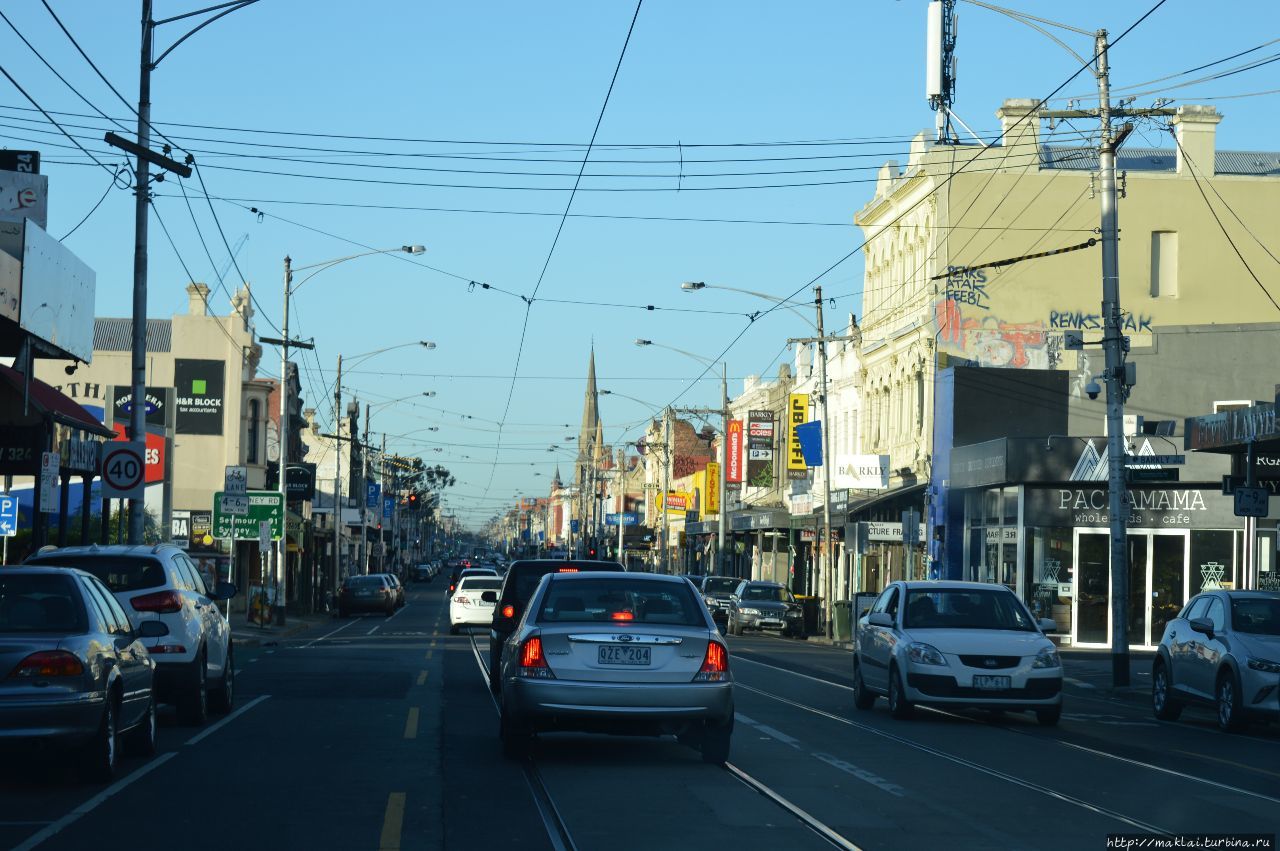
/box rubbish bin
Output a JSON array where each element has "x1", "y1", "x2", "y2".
[
  {"x1": 832, "y1": 600, "x2": 853, "y2": 642},
  {"x1": 795, "y1": 595, "x2": 823, "y2": 636}
]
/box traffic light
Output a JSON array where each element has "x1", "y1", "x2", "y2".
[
  {"x1": 587, "y1": 545, "x2": 597, "y2": 558},
  {"x1": 409, "y1": 493, "x2": 418, "y2": 507}
]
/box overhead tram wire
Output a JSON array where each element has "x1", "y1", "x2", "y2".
[
  {"x1": 0, "y1": 63, "x2": 117, "y2": 176},
  {"x1": 608, "y1": 0, "x2": 1174, "y2": 453},
  {"x1": 1052, "y1": 36, "x2": 1280, "y2": 102},
  {"x1": 59, "y1": 165, "x2": 127, "y2": 241},
  {"x1": 484, "y1": 0, "x2": 644, "y2": 502}
]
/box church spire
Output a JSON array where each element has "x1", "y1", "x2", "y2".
[{"x1": 577, "y1": 346, "x2": 600, "y2": 461}]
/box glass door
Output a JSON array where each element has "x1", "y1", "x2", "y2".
[
  {"x1": 1128, "y1": 535, "x2": 1148, "y2": 651},
  {"x1": 1074, "y1": 531, "x2": 1110, "y2": 646},
  {"x1": 1150, "y1": 531, "x2": 1189, "y2": 646}
]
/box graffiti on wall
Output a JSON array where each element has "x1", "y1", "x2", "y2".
[
  {"x1": 1048, "y1": 310, "x2": 1153, "y2": 333},
  {"x1": 935, "y1": 299, "x2": 1060, "y2": 369},
  {"x1": 943, "y1": 267, "x2": 989, "y2": 310}
]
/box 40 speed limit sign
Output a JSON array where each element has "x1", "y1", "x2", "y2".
[{"x1": 102, "y1": 442, "x2": 146, "y2": 499}]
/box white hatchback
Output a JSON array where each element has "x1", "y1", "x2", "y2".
[
  {"x1": 449, "y1": 575, "x2": 501, "y2": 634},
  {"x1": 853, "y1": 581, "x2": 1063, "y2": 726},
  {"x1": 27, "y1": 544, "x2": 238, "y2": 725}
]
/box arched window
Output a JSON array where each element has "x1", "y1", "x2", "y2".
[{"x1": 247, "y1": 400, "x2": 260, "y2": 464}]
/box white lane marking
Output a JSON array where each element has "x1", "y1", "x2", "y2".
[
  {"x1": 735, "y1": 712, "x2": 802, "y2": 748},
  {"x1": 11, "y1": 753, "x2": 177, "y2": 851},
  {"x1": 1064, "y1": 677, "x2": 1096, "y2": 689},
  {"x1": 732, "y1": 654, "x2": 856, "y2": 692},
  {"x1": 735, "y1": 682, "x2": 1168, "y2": 835},
  {"x1": 724, "y1": 763, "x2": 863, "y2": 851},
  {"x1": 369, "y1": 604, "x2": 410, "y2": 636},
  {"x1": 185, "y1": 695, "x2": 271, "y2": 746},
  {"x1": 812, "y1": 752, "x2": 907, "y2": 797},
  {"x1": 1058, "y1": 740, "x2": 1280, "y2": 805},
  {"x1": 302, "y1": 617, "x2": 361, "y2": 648}
]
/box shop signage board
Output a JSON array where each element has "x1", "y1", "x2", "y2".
[
  {"x1": 212, "y1": 490, "x2": 283, "y2": 540},
  {"x1": 108, "y1": 385, "x2": 172, "y2": 430},
  {"x1": 170, "y1": 510, "x2": 191, "y2": 549},
  {"x1": 725, "y1": 420, "x2": 743, "y2": 483},
  {"x1": 746, "y1": 410, "x2": 775, "y2": 487},
  {"x1": 286, "y1": 463, "x2": 316, "y2": 501},
  {"x1": 832, "y1": 454, "x2": 891, "y2": 490},
  {"x1": 606, "y1": 512, "x2": 639, "y2": 526},
  {"x1": 786, "y1": 394, "x2": 809, "y2": 478},
  {"x1": 173, "y1": 359, "x2": 226, "y2": 435},
  {"x1": 190, "y1": 510, "x2": 214, "y2": 548},
  {"x1": 1024, "y1": 486, "x2": 1250, "y2": 528},
  {"x1": 705, "y1": 462, "x2": 719, "y2": 514},
  {"x1": 641, "y1": 482, "x2": 661, "y2": 490}
]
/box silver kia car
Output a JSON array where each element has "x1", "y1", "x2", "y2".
[
  {"x1": 1152, "y1": 590, "x2": 1280, "y2": 731},
  {"x1": 495, "y1": 571, "x2": 733, "y2": 763}
]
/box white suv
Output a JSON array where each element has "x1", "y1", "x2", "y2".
[{"x1": 26, "y1": 544, "x2": 238, "y2": 725}]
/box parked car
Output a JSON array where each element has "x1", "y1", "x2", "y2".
[
  {"x1": 697, "y1": 576, "x2": 739, "y2": 629},
  {"x1": 25, "y1": 544, "x2": 238, "y2": 725},
  {"x1": 485, "y1": 559, "x2": 623, "y2": 694},
  {"x1": 411, "y1": 564, "x2": 434, "y2": 583},
  {"x1": 494, "y1": 571, "x2": 732, "y2": 763},
  {"x1": 373, "y1": 574, "x2": 405, "y2": 608},
  {"x1": 449, "y1": 575, "x2": 502, "y2": 634},
  {"x1": 338, "y1": 575, "x2": 396, "y2": 617},
  {"x1": 1152, "y1": 589, "x2": 1280, "y2": 731},
  {"x1": 1, "y1": 566, "x2": 168, "y2": 781},
  {"x1": 726, "y1": 581, "x2": 805, "y2": 638},
  {"x1": 852, "y1": 581, "x2": 1063, "y2": 726}
]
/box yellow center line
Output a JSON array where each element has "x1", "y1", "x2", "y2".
[
  {"x1": 379, "y1": 792, "x2": 405, "y2": 850},
  {"x1": 416, "y1": 670, "x2": 428, "y2": 686},
  {"x1": 404, "y1": 707, "x2": 419, "y2": 739}
]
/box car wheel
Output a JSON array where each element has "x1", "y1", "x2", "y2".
[
  {"x1": 179, "y1": 651, "x2": 209, "y2": 726},
  {"x1": 1217, "y1": 669, "x2": 1247, "y2": 733},
  {"x1": 1034, "y1": 706, "x2": 1062, "y2": 727},
  {"x1": 852, "y1": 659, "x2": 876, "y2": 710},
  {"x1": 209, "y1": 644, "x2": 234, "y2": 715},
  {"x1": 499, "y1": 708, "x2": 530, "y2": 761},
  {"x1": 82, "y1": 693, "x2": 118, "y2": 783},
  {"x1": 700, "y1": 717, "x2": 733, "y2": 765},
  {"x1": 1151, "y1": 660, "x2": 1183, "y2": 721},
  {"x1": 887, "y1": 665, "x2": 914, "y2": 720},
  {"x1": 126, "y1": 697, "x2": 158, "y2": 757}
]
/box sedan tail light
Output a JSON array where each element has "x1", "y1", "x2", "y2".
[
  {"x1": 9, "y1": 650, "x2": 84, "y2": 679},
  {"x1": 694, "y1": 640, "x2": 729, "y2": 682},
  {"x1": 518, "y1": 636, "x2": 555, "y2": 679},
  {"x1": 130, "y1": 590, "x2": 183, "y2": 614},
  {"x1": 455, "y1": 595, "x2": 470, "y2": 605}
]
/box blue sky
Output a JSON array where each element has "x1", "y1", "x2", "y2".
[{"x1": 2, "y1": 1, "x2": 1275, "y2": 526}]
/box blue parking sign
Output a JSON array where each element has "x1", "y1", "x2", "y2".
[
  {"x1": 367, "y1": 482, "x2": 381, "y2": 509},
  {"x1": 0, "y1": 493, "x2": 17, "y2": 537},
  {"x1": 382, "y1": 495, "x2": 394, "y2": 520}
]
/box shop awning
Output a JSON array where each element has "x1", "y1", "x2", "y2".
[
  {"x1": 846, "y1": 483, "x2": 926, "y2": 518},
  {"x1": 0, "y1": 364, "x2": 115, "y2": 439}
]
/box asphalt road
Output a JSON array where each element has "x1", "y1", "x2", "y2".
[{"x1": 3, "y1": 584, "x2": 1278, "y2": 850}]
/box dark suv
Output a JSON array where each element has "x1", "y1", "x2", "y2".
[{"x1": 485, "y1": 559, "x2": 623, "y2": 693}]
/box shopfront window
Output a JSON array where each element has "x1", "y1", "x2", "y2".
[
  {"x1": 1024, "y1": 527, "x2": 1073, "y2": 632},
  {"x1": 1190, "y1": 530, "x2": 1234, "y2": 592}
]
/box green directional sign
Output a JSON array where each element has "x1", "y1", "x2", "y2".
[{"x1": 213, "y1": 490, "x2": 283, "y2": 540}]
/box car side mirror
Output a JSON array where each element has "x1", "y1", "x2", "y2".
[
  {"x1": 137, "y1": 619, "x2": 169, "y2": 638},
  {"x1": 1189, "y1": 617, "x2": 1215, "y2": 638},
  {"x1": 209, "y1": 581, "x2": 238, "y2": 601},
  {"x1": 481, "y1": 591, "x2": 498, "y2": 604},
  {"x1": 867, "y1": 611, "x2": 894, "y2": 628},
  {"x1": 1037, "y1": 618, "x2": 1057, "y2": 633}
]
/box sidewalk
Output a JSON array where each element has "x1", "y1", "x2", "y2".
[{"x1": 230, "y1": 609, "x2": 332, "y2": 646}]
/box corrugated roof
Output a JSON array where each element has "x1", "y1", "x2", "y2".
[
  {"x1": 93, "y1": 318, "x2": 172, "y2": 352},
  {"x1": 1041, "y1": 145, "x2": 1280, "y2": 176}
]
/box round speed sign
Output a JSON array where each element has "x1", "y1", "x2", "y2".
[{"x1": 102, "y1": 442, "x2": 146, "y2": 498}]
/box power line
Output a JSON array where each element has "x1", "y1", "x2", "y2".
[
  {"x1": 0, "y1": 62, "x2": 115, "y2": 175},
  {"x1": 59, "y1": 164, "x2": 126, "y2": 241}
]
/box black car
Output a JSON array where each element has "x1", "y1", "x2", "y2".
[
  {"x1": 411, "y1": 564, "x2": 433, "y2": 583},
  {"x1": 727, "y1": 581, "x2": 805, "y2": 638},
  {"x1": 373, "y1": 574, "x2": 405, "y2": 608},
  {"x1": 698, "y1": 576, "x2": 741, "y2": 628},
  {"x1": 484, "y1": 559, "x2": 623, "y2": 693},
  {"x1": 337, "y1": 575, "x2": 395, "y2": 617}
]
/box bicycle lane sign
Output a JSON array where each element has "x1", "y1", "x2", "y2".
[{"x1": 102, "y1": 442, "x2": 146, "y2": 500}]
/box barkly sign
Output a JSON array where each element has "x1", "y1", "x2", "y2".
[{"x1": 1025, "y1": 487, "x2": 1246, "y2": 529}]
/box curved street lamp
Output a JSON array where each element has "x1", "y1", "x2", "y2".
[{"x1": 680, "y1": 281, "x2": 818, "y2": 331}]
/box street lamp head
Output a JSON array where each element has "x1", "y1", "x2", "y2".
[
  {"x1": 402, "y1": 245, "x2": 427, "y2": 255},
  {"x1": 634, "y1": 339, "x2": 652, "y2": 347},
  {"x1": 680, "y1": 281, "x2": 706, "y2": 291},
  {"x1": 419, "y1": 341, "x2": 437, "y2": 349},
  {"x1": 421, "y1": 391, "x2": 436, "y2": 398},
  {"x1": 600, "y1": 389, "x2": 613, "y2": 395}
]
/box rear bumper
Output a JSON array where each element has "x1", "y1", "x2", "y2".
[
  {"x1": 0, "y1": 691, "x2": 105, "y2": 745},
  {"x1": 505, "y1": 677, "x2": 734, "y2": 727},
  {"x1": 339, "y1": 596, "x2": 392, "y2": 612},
  {"x1": 450, "y1": 607, "x2": 495, "y2": 626}
]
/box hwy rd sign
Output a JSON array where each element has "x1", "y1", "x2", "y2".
[{"x1": 213, "y1": 490, "x2": 283, "y2": 540}]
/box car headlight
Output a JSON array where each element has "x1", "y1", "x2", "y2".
[
  {"x1": 1032, "y1": 647, "x2": 1061, "y2": 669},
  {"x1": 907, "y1": 642, "x2": 948, "y2": 666},
  {"x1": 704, "y1": 596, "x2": 719, "y2": 607},
  {"x1": 740, "y1": 607, "x2": 761, "y2": 616},
  {"x1": 1248, "y1": 657, "x2": 1280, "y2": 674}
]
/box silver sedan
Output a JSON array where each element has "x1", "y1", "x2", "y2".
[{"x1": 495, "y1": 571, "x2": 733, "y2": 763}]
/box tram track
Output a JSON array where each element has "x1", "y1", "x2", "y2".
[{"x1": 466, "y1": 631, "x2": 861, "y2": 851}]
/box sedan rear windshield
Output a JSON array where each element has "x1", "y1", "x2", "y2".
[
  {"x1": 537, "y1": 579, "x2": 704, "y2": 626},
  {"x1": 1231, "y1": 597, "x2": 1280, "y2": 635},
  {"x1": 903, "y1": 589, "x2": 1036, "y2": 631},
  {"x1": 459, "y1": 578, "x2": 501, "y2": 591},
  {"x1": 346, "y1": 577, "x2": 385, "y2": 588},
  {"x1": 29, "y1": 555, "x2": 166, "y2": 593},
  {"x1": 0, "y1": 574, "x2": 85, "y2": 633},
  {"x1": 703, "y1": 577, "x2": 738, "y2": 594}
]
